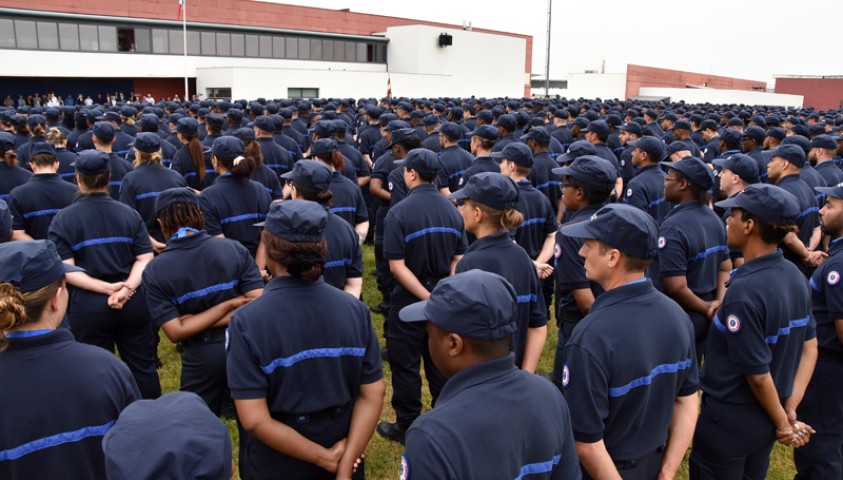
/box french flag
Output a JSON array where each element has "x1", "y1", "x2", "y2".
[{"x1": 177, "y1": 0, "x2": 184, "y2": 20}]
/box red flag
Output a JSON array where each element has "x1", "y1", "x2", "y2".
[
  {"x1": 177, "y1": 0, "x2": 184, "y2": 20},
  {"x1": 387, "y1": 76, "x2": 392, "y2": 100}
]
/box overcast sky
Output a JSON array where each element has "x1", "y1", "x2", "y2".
[{"x1": 269, "y1": 0, "x2": 843, "y2": 88}]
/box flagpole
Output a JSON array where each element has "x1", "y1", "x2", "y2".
[{"x1": 182, "y1": 0, "x2": 188, "y2": 101}]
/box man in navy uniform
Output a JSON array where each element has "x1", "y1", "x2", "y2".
[
  {"x1": 399, "y1": 270, "x2": 581, "y2": 480},
  {"x1": 561, "y1": 203, "x2": 698, "y2": 480},
  {"x1": 523, "y1": 126, "x2": 562, "y2": 216},
  {"x1": 460, "y1": 125, "x2": 500, "y2": 186},
  {"x1": 492, "y1": 114, "x2": 521, "y2": 153},
  {"x1": 437, "y1": 122, "x2": 473, "y2": 193},
  {"x1": 254, "y1": 115, "x2": 293, "y2": 177},
  {"x1": 809, "y1": 135, "x2": 843, "y2": 189},
  {"x1": 551, "y1": 109, "x2": 574, "y2": 149},
  {"x1": 700, "y1": 119, "x2": 721, "y2": 163},
  {"x1": 581, "y1": 120, "x2": 619, "y2": 168},
  {"x1": 624, "y1": 137, "x2": 673, "y2": 224}
]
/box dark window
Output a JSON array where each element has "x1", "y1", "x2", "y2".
[
  {"x1": 201, "y1": 31, "x2": 215, "y2": 55},
  {"x1": 152, "y1": 28, "x2": 169, "y2": 53},
  {"x1": 37, "y1": 22, "x2": 58, "y2": 50},
  {"x1": 259, "y1": 35, "x2": 272, "y2": 58},
  {"x1": 98, "y1": 25, "x2": 117, "y2": 51},
  {"x1": 58, "y1": 23, "x2": 79, "y2": 51},
  {"x1": 216, "y1": 33, "x2": 230, "y2": 56},
  {"x1": 117, "y1": 27, "x2": 135, "y2": 52},
  {"x1": 168, "y1": 30, "x2": 183, "y2": 54},
  {"x1": 230, "y1": 34, "x2": 244, "y2": 56},
  {"x1": 186, "y1": 31, "x2": 200, "y2": 55},
  {"x1": 79, "y1": 24, "x2": 99, "y2": 51},
  {"x1": 0, "y1": 19, "x2": 15, "y2": 48},
  {"x1": 206, "y1": 87, "x2": 232, "y2": 100},
  {"x1": 245, "y1": 34, "x2": 258, "y2": 57},
  {"x1": 134, "y1": 28, "x2": 151, "y2": 53},
  {"x1": 14, "y1": 20, "x2": 37, "y2": 49},
  {"x1": 272, "y1": 36, "x2": 285, "y2": 58},
  {"x1": 288, "y1": 88, "x2": 318, "y2": 98}
]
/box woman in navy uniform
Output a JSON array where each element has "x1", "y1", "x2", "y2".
[
  {"x1": 449, "y1": 172, "x2": 547, "y2": 372},
  {"x1": 199, "y1": 136, "x2": 271, "y2": 260},
  {"x1": 0, "y1": 240, "x2": 140, "y2": 480},
  {"x1": 282, "y1": 160, "x2": 364, "y2": 297},
  {"x1": 233, "y1": 127, "x2": 283, "y2": 200},
  {"x1": 0, "y1": 131, "x2": 33, "y2": 200},
  {"x1": 310, "y1": 138, "x2": 369, "y2": 241},
  {"x1": 44, "y1": 127, "x2": 78, "y2": 182},
  {"x1": 227, "y1": 200, "x2": 384, "y2": 480},
  {"x1": 690, "y1": 184, "x2": 818, "y2": 479},
  {"x1": 143, "y1": 188, "x2": 263, "y2": 415},
  {"x1": 170, "y1": 117, "x2": 216, "y2": 191},
  {"x1": 47, "y1": 150, "x2": 161, "y2": 399},
  {"x1": 119, "y1": 132, "x2": 187, "y2": 253}
]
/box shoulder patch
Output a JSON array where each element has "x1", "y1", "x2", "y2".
[
  {"x1": 620, "y1": 159, "x2": 626, "y2": 167},
  {"x1": 562, "y1": 364, "x2": 570, "y2": 389},
  {"x1": 726, "y1": 314, "x2": 742, "y2": 333},
  {"x1": 224, "y1": 329, "x2": 230, "y2": 352},
  {"x1": 626, "y1": 188, "x2": 633, "y2": 197},
  {"x1": 554, "y1": 243, "x2": 562, "y2": 258},
  {"x1": 458, "y1": 176, "x2": 464, "y2": 186},
  {"x1": 828, "y1": 270, "x2": 840, "y2": 286},
  {"x1": 388, "y1": 181, "x2": 394, "y2": 191},
  {"x1": 400, "y1": 453, "x2": 410, "y2": 480},
  {"x1": 658, "y1": 236, "x2": 666, "y2": 249}
]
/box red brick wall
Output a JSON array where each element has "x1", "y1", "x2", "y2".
[
  {"x1": 775, "y1": 78, "x2": 843, "y2": 110},
  {"x1": 625, "y1": 64, "x2": 766, "y2": 100},
  {"x1": 0, "y1": 0, "x2": 533, "y2": 96}
]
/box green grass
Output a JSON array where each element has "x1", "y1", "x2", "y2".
[{"x1": 156, "y1": 244, "x2": 797, "y2": 479}]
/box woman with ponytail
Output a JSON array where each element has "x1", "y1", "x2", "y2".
[
  {"x1": 199, "y1": 136, "x2": 271, "y2": 258},
  {"x1": 0, "y1": 240, "x2": 139, "y2": 480},
  {"x1": 227, "y1": 200, "x2": 384, "y2": 480},
  {"x1": 170, "y1": 117, "x2": 216, "y2": 190},
  {"x1": 232, "y1": 127, "x2": 283, "y2": 200},
  {"x1": 310, "y1": 138, "x2": 369, "y2": 241},
  {"x1": 46, "y1": 127, "x2": 78, "y2": 182},
  {"x1": 17, "y1": 114, "x2": 48, "y2": 167},
  {"x1": 0, "y1": 131, "x2": 33, "y2": 198},
  {"x1": 449, "y1": 172, "x2": 548, "y2": 373}
]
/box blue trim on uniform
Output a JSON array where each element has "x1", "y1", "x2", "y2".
[
  {"x1": 516, "y1": 294, "x2": 538, "y2": 303},
  {"x1": 21, "y1": 208, "x2": 61, "y2": 219},
  {"x1": 689, "y1": 245, "x2": 728, "y2": 262},
  {"x1": 648, "y1": 197, "x2": 666, "y2": 208},
  {"x1": 799, "y1": 206, "x2": 819, "y2": 218},
  {"x1": 261, "y1": 347, "x2": 367, "y2": 374},
  {"x1": 521, "y1": 217, "x2": 545, "y2": 226},
  {"x1": 59, "y1": 172, "x2": 75, "y2": 178},
  {"x1": 108, "y1": 181, "x2": 122, "y2": 187},
  {"x1": 765, "y1": 317, "x2": 810, "y2": 344},
  {"x1": 4, "y1": 329, "x2": 52, "y2": 338},
  {"x1": 324, "y1": 258, "x2": 353, "y2": 269},
  {"x1": 330, "y1": 207, "x2": 357, "y2": 213},
  {"x1": 219, "y1": 213, "x2": 266, "y2": 225},
  {"x1": 173, "y1": 279, "x2": 239, "y2": 305},
  {"x1": 809, "y1": 277, "x2": 820, "y2": 292},
  {"x1": 535, "y1": 180, "x2": 561, "y2": 190},
  {"x1": 0, "y1": 420, "x2": 115, "y2": 462},
  {"x1": 608, "y1": 358, "x2": 693, "y2": 397},
  {"x1": 0, "y1": 194, "x2": 8, "y2": 200},
  {"x1": 183, "y1": 169, "x2": 217, "y2": 179},
  {"x1": 265, "y1": 163, "x2": 289, "y2": 169},
  {"x1": 135, "y1": 191, "x2": 160, "y2": 201},
  {"x1": 712, "y1": 314, "x2": 727, "y2": 333},
  {"x1": 70, "y1": 236, "x2": 134, "y2": 251},
  {"x1": 404, "y1": 227, "x2": 462, "y2": 243},
  {"x1": 514, "y1": 455, "x2": 562, "y2": 480},
  {"x1": 447, "y1": 170, "x2": 466, "y2": 179}
]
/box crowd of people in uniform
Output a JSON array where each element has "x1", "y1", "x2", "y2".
[{"x1": 0, "y1": 93, "x2": 842, "y2": 479}]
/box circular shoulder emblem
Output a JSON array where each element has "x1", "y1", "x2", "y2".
[
  {"x1": 626, "y1": 188, "x2": 633, "y2": 197},
  {"x1": 658, "y1": 236, "x2": 666, "y2": 249},
  {"x1": 620, "y1": 159, "x2": 626, "y2": 167},
  {"x1": 458, "y1": 176, "x2": 464, "y2": 186},
  {"x1": 388, "y1": 181, "x2": 394, "y2": 191},
  {"x1": 554, "y1": 243, "x2": 562, "y2": 258},
  {"x1": 562, "y1": 364, "x2": 570, "y2": 389},
  {"x1": 224, "y1": 329, "x2": 230, "y2": 352},
  {"x1": 726, "y1": 314, "x2": 742, "y2": 333},
  {"x1": 400, "y1": 454, "x2": 410, "y2": 480},
  {"x1": 828, "y1": 270, "x2": 840, "y2": 286}
]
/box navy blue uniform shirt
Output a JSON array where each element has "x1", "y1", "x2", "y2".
[
  {"x1": 555, "y1": 205, "x2": 605, "y2": 322},
  {"x1": 328, "y1": 171, "x2": 368, "y2": 227},
  {"x1": 357, "y1": 124, "x2": 382, "y2": 157},
  {"x1": 777, "y1": 175, "x2": 820, "y2": 260},
  {"x1": 552, "y1": 125, "x2": 574, "y2": 149},
  {"x1": 337, "y1": 139, "x2": 371, "y2": 179},
  {"x1": 104, "y1": 152, "x2": 133, "y2": 200},
  {"x1": 0, "y1": 162, "x2": 34, "y2": 200},
  {"x1": 54, "y1": 147, "x2": 78, "y2": 182},
  {"x1": 460, "y1": 156, "x2": 500, "y2": 188},
  {"x1": 513, "y1": 179, "x2": 557, "y2": 259},
  {"x1": 403, "y1": 353, "x2": 581, "y2": 480},
  {"x1": 528, "y1": 151, "x2": 563, "y2": 214},
  {"x1": 257, "y1": 137, "x2": 293, "y2": 177},
  {"x1": 7, "y1": 173, "x2": 78, "y2": 239},
  {"x1": 563, "y1": 278, "x2": 698, "y2": 460},
  {"x1": 323, "y1": 211, "x2": 364, "y2": 291},
  {"x1": 272, "y1": 132, "x2": 304, "y2": 162},
  {"x1": 492, "y1": 134, "x2": 521, "y2": 153},
  {"x1": 170, "y1": 147, "x2": 217, "y2": 191},
  {"x1": 199, "y1": 174, "x2": 271, "y2": 257},
  {"x1": 810, "y1": 237, "x2": 843, "y2": 355},
  {"x1": 118, "y1": 164, "x2": 187, "y2": 242},
  {"x1": 438, "y1": 146, "x2": 474, "y2": 193},
  {"x1": 623, "y1": 164, "x2": 674, "y2": 224},
  {"x1": 250, "y1": 165, "x2": 283, "y2": 200}
]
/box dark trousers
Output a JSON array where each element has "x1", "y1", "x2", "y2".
[
  {"x1": 180, "y1": 329, "x2": 228, "y2": 416},
  {"x1": 69, "y1": 287, "x2": 161, "y2": 399},
  {"x1": 795, "y1": 360, "x2": 843, "y2": 479},
  {"x1": 387, "y1": 295, "x2": 446, "y2": 428},
  {"x1": 581, "y1": 447, "x2": 664, "y2": 480},
  {"x1": 690, "y1": 395, "x2": 776, "y2": 480},
  {"x1": 552, "y1": 307, "x2": 583, "y2": 389}
]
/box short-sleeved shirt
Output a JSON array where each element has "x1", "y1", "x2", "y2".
[
  {"x1": 593, "y1": 143, "x2": 620, "y2": 172},
  {"x1": 357, "y1": 124, "x2": 382, "y2": 156},
  {"x1": 387, "y1": 167, "x2": 409, "y2": 208},
  {"x1": 563, "y1": 278, "x2": 698, "y2": 460},
  {"x1": 272, "y1": 132, "x2": 304, "y2": 162},
  {"x1": 101, "y1": 152, "x2": 134, "y2": 200},
  {"x1": 0, "y1": 329, "x2": 140, "y2": 480},
  {"x1": 119, "y1": 164, "x2": 187, "y2": 242},
  {"x1": 459, "y1": 156, "x2": 499, "y2": 188},
  {"x1": 198, "y1": 174, "x2": 271, "y2": 257},
  {"x1": 403, "y1": 354, "x2": 580, "y2": 480},
  {"x1": 551, "y1": 125, "x2": 573, "y2": 149},
  {"x1": 328, "y1": 171, "x2": 368, "y2": 227},
  {"x1": 438, "y1": 146, "x2": 474, "y2": 193},
  {"x1": 555, "y1": 205, "x2": 605, "y2": 323},
  {"x1": 384, "y1": 184, "x2": 467, "y2": 300},
  {"x1": 337, "y1": 140, "x2": 371, "y2": 178},
  {"x1": 170, "y1": 147, "x2": 217, "y2": 191},
  {"x1": 142, "y1": 231, "x2": 263, "y2": 328},
  {"x1": 776, "y1": 174, "x2": 820, "y2": 256},
  {"x1": 226, "y1": 275, "x2": 382, "y2": 415},
  {"x1": 323, "y1": 211, "x2": 364, "y2": 291},
  {"x1": 250, "y1": 165, "x2": 283, "y2": 200},
  {"x1": 0, "y1": 162, "x2": 33, "y2": 200},
  {"x1": 800, "y1": 166, "x2": 827, "y2": 207},
  {"x1": 256, "y1": 137, "x2": 293, "y2": 177},
  {"x1": 528, "y1": 151, "x2": 563, "y2": 214},
  {"x1": 492, "y1": 134, "x2": 521, "y2": 153},
  {"x1": 7, "y1": 173, "x2": 78, "y2": 239},
  {"x1": 54, "y1": 148, "x2": 78, "y2": 182},
  {"x1": 702, "y1": 250, "x2": 815, "y2": 403},
  {"x1": 49, "y1": 192, "x2": 153, "y2": 279},
  {"x1": 810, "y1": 237, "x2": 843, "y2": 355},
  {"x1": 623, "y1": 164, "x2": 674, "y2": 224},
  {"x1": 125, "y1": 141, "x2": 178, "y2": 168},
  {"x1": 456, "y1": 232, "x2": 547, "y2": 367},
  {"x1": 513, "y1": 180, "x2": 557, "y2": 260},
  {"x1": 814, "y1": 162, "x2": 843, "y2": 204}
]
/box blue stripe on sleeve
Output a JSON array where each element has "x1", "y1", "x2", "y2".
[
  {"x1": 765, "y1": 317, "x2": 810, "y2": 344},
  {"x1": 22, "y1": 208, "x2": 61, "y2": 219},
  {"x1": 648, "y1": 197, "x2": 666, "y2": 208},
  {"x1": 135, "y1": 191, "x2": 160, "y2": 201},
  {"x1": 261, "y1": 347, "x2": 366, "y2": 374},
  {"x1": 521, "y1": 218, "x2": 545, "y2": 226},
  {"x1": 516, "y1": 294, "x2": 538, "y2": 303},
  {"x1": 689, "y1": 245, "x2": 728, "y2": 262},
  {"x1": 514, "y1": 455, "x2": 562, "y2": 480},
  {"x1": 324, "y1": 258, "x2": 353, "y2": 269},
  {"x1": 219, "y1": 213, "x2": 266, "y2": 225},
  {"x1": 172, "y1": 280, "x2": 239, "y2": 305},
  {"x1": 330, "y1": 207, "x2": 357, "y2": 213},
  {"x1": 535, "y1": 181, "x2": 561, "y2": 190},
  {"x1": 404, "y1": 227, "x2": 462, "y2": 243},
  {"x1": 71, "y1": 236, "x2": 134, "y2": 251},
  {"x1": 809, "y1": 277, "x2": 820, "y2": 292},
  {"x1": 608, "y1": 358, "x2": 693, "y2": 397},
  {"x1": 0, "y1": 420, "x2": 115, "y2": 462},
  {"x1": 799, "y1": 207, "x2": 819, "y2": 218}
]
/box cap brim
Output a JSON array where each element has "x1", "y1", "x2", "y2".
[
  {"x1": 815, "y1": 186, "x2": 843, "y2": 199},
  {"x1": 557, "y1": 153, "x2": 575, "y2": 164},
  {"x1": 280, "y1": 170, "x2": 295, "y2": 179},
  {"x1": 713, "y1": 196, "x2": 743, "y2": 210},
  {"x1": 489, "y1": 151, "x2": 507, "y2": 159},
  {"x1": 398, "y1": 300, "x2": 431, "y2": 323},
  {"x1": 447, "y1": 189, "x2": 470, "y2": 201},
  {"x1": 711, "y1": 158, "x2": 731, "y2": 169},
  {"x1": 62, "y1": 263, "x2": 85, "y2": 274},
  {"x1": 552, "y1": 166, "x2": 574, "y2": 176},
  {"x1": 393, "y1": 159, "x2": 406, "y2": 167},
  {"x1": 559, "y1": 219, "x2": 599, "y2": 240},
  {"x1": 252, "y1": 221, "x2": 266, "y2": 227}
]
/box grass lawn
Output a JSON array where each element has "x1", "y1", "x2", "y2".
[{"x1": 155, "y1": 243, "x2": 798, "y2": 479}]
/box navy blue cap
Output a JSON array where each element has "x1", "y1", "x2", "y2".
[
  {"x1": 618, "y1": 122, "x2": 643, "y2": 136},
  {"x1": 254, "y1": 115, "x2": 275, "y2": 132},
  {"x1": 154, "y1": 187, "x2": 199, "y2": 215},
  {"x1": 558, "y1": 140, "x2": 598, "y2": 164},
  {"x1": 491, "y1": 142, "x2": 533, "y2": 167},
  {"x1": 816, "y1": 185, "x2": 843, "y2": 200},
  {"x1": 715, "y1": 184, "x2": 800, "y2": 225},
  {"x1": 399, "y1": 269, "x2": 518, "y2": 341},
  {"x1": 365, "y1": 106, "x2": 382, "y2": 118},
  {"x1": 176, "y1": 117, "x2": 199, "y2": 136},
  {"x1": 28, "y1": 142, "x2": 56, "y2": 157},
  {"x1": 665, "y1": 141, "x2": 691, "y2": 158},
  {"x1": 309, "y1": 120, "x2": 335, "y2": 137},
  {"x1": 672, "y1": 120, "x2": 691, "y2": 131},
  {"x1": 582, "y1": 120, "x2": 609, "y2": 137},
  {"x1": 0, "y1": 131, "x2": 15, "y2": 152},
  {"x1": 742, "y1": 126, "x2": 766, "y2": 143},
  {"x1": 396, "y1": 102, "x2": 412, "y2": 112},
  {"x1": 448, "y1": 172, "x2": 518, "y2": 210},
  {"x1": 96, "y1": 111, "x2": 121, "y2": 123},
  {"x1": 713, "y1": 154, "x2": 760, "y2": 185},
  {"x1": 629, "y1": 136, "x2": 665, "y2": 162},
  {"x1": 43, "y1": 107, "x2": 60, "y2": 119},
  {"x1": 92, "y1": 121, "x2": 116, "y2": 142},
  {"x1": 226, "y1": 109, "x2": 243, "y2": 122},
  {"x1": 560, "y1": 203, "x2": 659, "y2": 260},
  {"x1": 261, "y1": 200, "x2": 327, "y2": 242},
  {"x1": 495, "y1": 114, "x2": 517, "y2": 131},
  {"x1": 810, "y1": 134, "x2": 837, "y2": 150},
  {"x1": 439, "y1": 122, "x2": 463, "y2": 140},
  {"x1": 700, "y1": 119, "x2": 719, "y2": 131},
  {"x1": 74, "y1": 150, "x2": 111, "y2": 174},
  {"x1": 662, "y1": 112, "x2": 678, "y2": 122},
  {"x1": 665, "y1": 156, "x2": 715, "y2": 190},
  {"x1": 119, "y1": 106, "x2": 136, "y2": 117},
  {"x1": 232, "y1": 127, "x2": 256, "y2": 142},
  {"x1": 467, "y1": 125, "x2": 499, "y2": 141},
  {"x1": 769, "y1": 144, "x2": 806, "y2": 168},
  {"x1": 138, "y1": 114, "x2": 159, "y2": 130},
  {"x1": 206, "y1": 113, "x2": 225, "y2": 129},
  {"x1": 766, "y1": 127, "x2": 787, "y2": 141},
  {"x1": 24, "y1": 114, "x2": 45, "y2": 128},
  {"x1": 0, "y1": 240, "x2": 83, "y2": 292},
  {"x1": 103, "y1": 392, "x2": 232, "y2": 480},
  {"x1": 0, "y1": 199, "x2": 10, "y2": 240},
  {"x1": 281, "y1": 160, "x2": 332, "y2": 192},
  {"x1": 131, "y1": 132, "x2": 161, "y2": 153},
  {"x1": 727, "y1": 117, "x2": 744, "y2": 127},
  {"x1": 422, "y1": 114, "x2": 439, "y2": 126},
  {"x1": 552, "y1": 155, "x2": 617, "y2": 190},
  {"x1": 384, "y1": 119, "x2": 408, "y2": 132},
  {"x1": 387, "y1": 128, "x2": 418, "y2": 148},
  {"x1": 394, "y1": 148, "x2": 443, "y2": 175},
  {"x1": 211, "y1": 136, "x2": 244, "y2": 159},
  {"x1": 720, "y1": 128, "x2": 742, "y2": 145},
  {"x1": 309, "y1": 138, "x2": 338, "y2": 158},
  {"x1": 476, "y1": 110, "x2": 493, "y2": 123},
  {"x1": 521, "y1": 126, "x2": 550, "y2": 144}
]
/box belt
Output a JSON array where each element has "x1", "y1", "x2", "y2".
[
  {"x1": 276, "y1": 403, "x2": 351, "y2": 425},
  {"x1": 613, "y1": 445, "x2": 664, "y2": 471},
  {"x1": 818, "y1": 347, "x2": 843, "y2": 364},
  {"x1": 182, "y1": 327, "x2": 227, "y2": 348}
]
